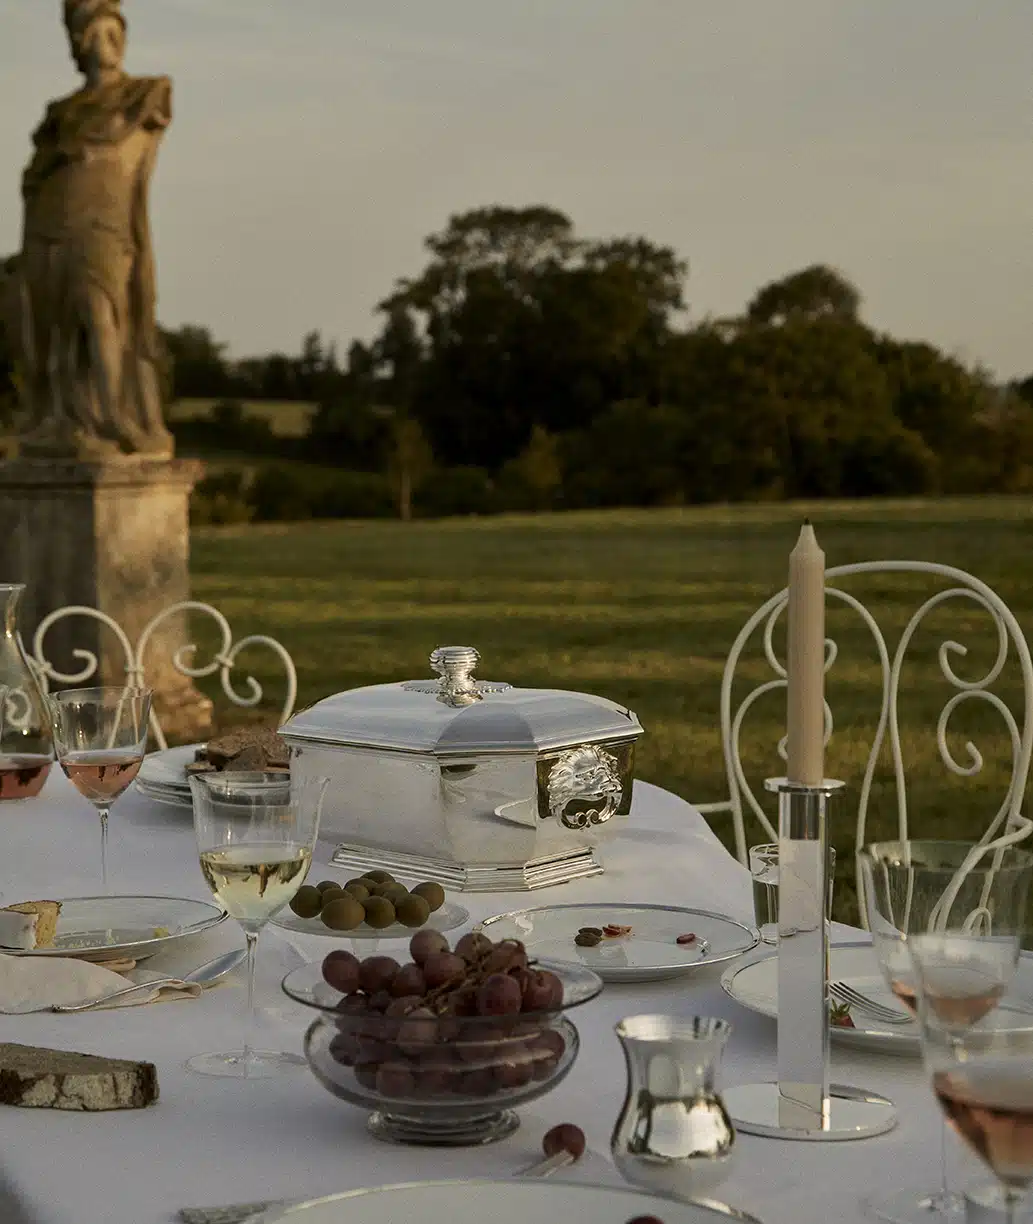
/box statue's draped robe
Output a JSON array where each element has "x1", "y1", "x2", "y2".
[{"x1": 17, "y1": 74, "x2": 171, "y2": 452}]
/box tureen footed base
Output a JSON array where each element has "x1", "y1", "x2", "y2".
[{"x1": 328, "y1": 843, "x2": 604, "y2": 892}]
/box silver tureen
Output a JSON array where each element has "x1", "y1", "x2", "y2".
[{"x1": 280, "y1": 646, "x2": 644, "y2": 891}]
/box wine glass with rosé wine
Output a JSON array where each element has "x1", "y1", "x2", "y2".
[
  {"x1": 859, "y1": 841, "x2": 1033, "y2": 1224},
  {"x1": 47, "y1": 687, "x2": 153, "y2": 893},
  {"x1": 909, "y1": 915, "x2": 1033, "y2": 1224}
]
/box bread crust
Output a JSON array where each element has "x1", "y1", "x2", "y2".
[{"x1": 0, "y1": 1043, "x2": 158, "y2": 1111}]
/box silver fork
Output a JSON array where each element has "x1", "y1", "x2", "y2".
[{"x1": 830, "y1": 981, "x2": 913, "y2": 1026}]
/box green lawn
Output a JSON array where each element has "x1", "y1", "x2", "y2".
[{"x1": 189, "y1": 498, "x2": 1033, "y2": 922}]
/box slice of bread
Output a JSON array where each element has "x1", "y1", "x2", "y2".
[
  {"x1": 0, "y1": 1044, "x2": 158, "y2": 1111},
  {"x1": 201, "y1": 728, "x2": 290, "y2": 771},
  {"x1": 1, "y1": 902, "x2": 61, "y2": 949}
]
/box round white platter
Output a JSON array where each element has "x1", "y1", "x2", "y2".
[
  {"x1": 721, "y1": 941, "x2": 1033, "y2": 1055},
  {"x1": 135, "y1": 743, "x2": 201, "y2": 809},
  {"x1": 477, "y1": 902, "x2": 758, "y2": 983},
  {"x1": 253, "y1": 1179, "x2": 761, "y2": 1224},
  {"x1": 0, "y1": 894, "x2": 228, "y2": 962}
]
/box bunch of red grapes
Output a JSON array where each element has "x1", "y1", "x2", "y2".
[{"x1": 319, "y1": 931, "x2": 570, "y2": 1101}]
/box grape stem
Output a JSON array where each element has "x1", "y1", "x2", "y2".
[{"x1": 402, "y1": 943, "x2": 545, "y2": 1016}]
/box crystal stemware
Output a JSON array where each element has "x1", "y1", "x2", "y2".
[
  {"x1": 0, "y1": 584, "x2": 55, "y2": 802},
  {"x1": 188, "y1": 769, "x2": 328, "y2": 1079},
  {"x1": 909, "y1": 901, "x2": 1033, "y2": 1224},
  {"x1": 48, "y1": 686, "x2": 152, "y2": 892},
  {"x1": 859, "y1": 841, "x2": 1033, "y2": 1224}
]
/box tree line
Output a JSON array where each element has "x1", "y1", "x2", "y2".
[{"x1": 5, "y1": 206, "x2": 1033, "y2": 519}]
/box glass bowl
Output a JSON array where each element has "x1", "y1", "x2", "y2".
[{"x1": 282, "y1": 956, "x2": 603, "y2": 1146}]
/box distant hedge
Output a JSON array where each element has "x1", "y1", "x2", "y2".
[
  {"x1": 190, "y1": 461, "x2": 548, "y2": 524},
  {"x1": 191, "y1": 465, "x2": 390, "y2": 525}
]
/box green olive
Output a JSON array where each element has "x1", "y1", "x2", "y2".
[
  {"x1": 364, "y1": 869, "x2": 395, "y2": 885},
  {"x1": 411, "y1": 881, "x2": 445, "y2": 913},
  {"x1": 316, "y1": 880, "x2": 341, "y2": 894},
  {"x1": 381, "y1": 883, "x2": 411, "y2": 905},
  {"x1": 319, "y1": 886, "x2": 347, "y2": 906},
  {"x1": 289, "y1": 884, "x2": 322, "y2": 919},
  {"x1": 395, "y1": 894, "x2": 431, "y2": 928},
  {"x1": 343, "y1": 881, "x2": 370, "y2": 902},
  {"x1": 320, "y1": 895, "x2": 366, "y2": 931},
  {"x1": 362, "y1": 896, "x2": 397, "y2": 929}
]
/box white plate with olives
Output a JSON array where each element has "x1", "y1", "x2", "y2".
[
  {"x1": 270, "y1": 871, "x2": 470, "y2": 941},
  {"x1": 478, "y1": 903, "x2": 759, "y2": 982}
]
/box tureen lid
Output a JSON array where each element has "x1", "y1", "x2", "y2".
[{"x1": 280, "y1": 646, "x2": 643, "y2": 755}]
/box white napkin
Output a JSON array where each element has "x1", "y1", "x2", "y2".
[{"x1": 0, "y1": 953, "x2": 202, "y2": 1014}]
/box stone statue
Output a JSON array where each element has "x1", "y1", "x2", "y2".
[{"x1": 9, "y1": 0, "x2": 174, "y2": 460}]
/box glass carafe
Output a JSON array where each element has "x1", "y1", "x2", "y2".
[
  {"x1": 0, "y1": 584, "x2": 54, "y2": 800},
  {"x1": 612, "y1": 1014, "x2": 736, "y2": 1203}
]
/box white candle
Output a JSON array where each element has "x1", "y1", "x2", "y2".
[{"x1": 786, "y1": 521, "x2": 826, "y2": 786}]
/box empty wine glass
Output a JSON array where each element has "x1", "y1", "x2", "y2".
[
  {"x1": 859, "y1": 841, "x2": 1033, "y2": 1224},
  {"x1": 48, "y1": 686, "x2": 152, "y2": 892},
  {"x1": 909, "y1": 914, "x2": 1033, "y2": 1224},
  {"x1": 188, "y1": 770, "x2": 328, "y2": 1079}
]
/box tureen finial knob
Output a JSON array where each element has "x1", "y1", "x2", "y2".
[{"x1": 429, "y1": 646, "x2": 482, "y2": 706}]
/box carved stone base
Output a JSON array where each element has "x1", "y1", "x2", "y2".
[{"x1": 0, "y1": 457, "x2": 213, "y2": 743}]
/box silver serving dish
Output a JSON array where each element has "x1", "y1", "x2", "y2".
[{"x1": 280, "y1": 646, "x2": 644, "y2": 891}]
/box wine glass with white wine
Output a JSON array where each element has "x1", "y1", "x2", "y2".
[
  {"x1": 48, "y1": 686, "x2": 153, "y2": 893},
  {"x1": 188, "y1": 769, "x2": 328, "y2": 1079}
]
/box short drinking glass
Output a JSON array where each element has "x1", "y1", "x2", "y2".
[
  {"x1": 750, "y1": 842, "x2": 835, "y2": 944},
  {"x1": 188, "y1": 770, "x2": 328, "y2": 1079},
  {"x1": 48, "y1": 686, "x2": 152, "y2": 892}
]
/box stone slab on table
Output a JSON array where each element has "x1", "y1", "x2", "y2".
[{"x1": 0, "y1": 775, "x2": 983, "y2": 1224}]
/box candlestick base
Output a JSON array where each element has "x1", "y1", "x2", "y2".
[
  {"x1": 724, "y1": 1082, "x2": 896, "y2": 1142},
  {"x1": 764, "y1": 776, "x2": 846, "y2": 798}
]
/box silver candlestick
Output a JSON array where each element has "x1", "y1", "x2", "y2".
[{"x1": 723, "y1": 777, "x2": 897, "y2": 1141}]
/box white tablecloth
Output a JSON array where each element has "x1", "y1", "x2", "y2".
[{"x1": 0, "y1": 773, "x2": 981, "y2": 1224}]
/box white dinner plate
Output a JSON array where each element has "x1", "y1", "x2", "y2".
[
  {"x1": 136, "y1": 744, "x2": 202, "y2": 808},
  {"x1": 477, "y1": 903, "x2": 759, "y2": 983},
  {"x1": 135, "y1": 779, "x2": 193, "y2": 809},
  {"x1": 254, "y1": 1179, "x2": 761, "y2": 1224},
  {"x1": 271, "y1": 899, "x2": 470, "y2": 942},
  {"x1": 0, "y1": 895, "x2": 228, "y2": 962},
  {"x1": 137, "y1": 743, "x2": 200, "y2": 791},
  {"x1": 721, "y1": 942, "x2": 1033, "y2": 1055}
]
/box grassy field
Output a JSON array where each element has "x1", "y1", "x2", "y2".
[{"x1": 189, "y1": 498, "x2": 1033, "y2": 922}]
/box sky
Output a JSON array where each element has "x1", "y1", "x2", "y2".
[{"x1": 1, "y1": 0, "x2": 1031, "y2": 378}]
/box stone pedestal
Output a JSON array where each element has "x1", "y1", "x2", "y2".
[{"x1": 0, "y1": 457, "x2": 213, "y2": 743}]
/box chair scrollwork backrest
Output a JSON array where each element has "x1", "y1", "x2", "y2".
[
  {"x1": 29, "y1": 601, "x2": 298, "y2": 751},
  {"x1": 702, "y1": 561, "x2": 1033, "y2": 926}
]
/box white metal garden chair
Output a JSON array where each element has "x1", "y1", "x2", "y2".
[
  {"x1": 694, "y1": 562, "x2": 1033, "y2": 926},
  {"x1": 27, "y1": 601, "x2": 298, "y2": 750}
]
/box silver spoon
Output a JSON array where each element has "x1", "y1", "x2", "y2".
[{"x1": 47, "y1": 947, "x2": 247, "y2": 1014}]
